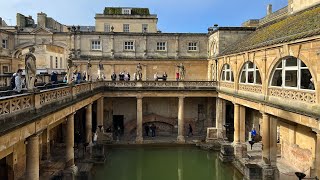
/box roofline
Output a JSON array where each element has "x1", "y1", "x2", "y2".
[{"x1": 209, "y1": 27, "x2": 256, "y2": 35}]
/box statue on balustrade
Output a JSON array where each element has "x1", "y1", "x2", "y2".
[
  {"x1": 98, "y1": 60, "x2": 104, "y2": 80},
  {"x1": 134, "y1": 63, "x2": 143, "y2": 81},
  {"x1": 25, "y1": 47, "x2": 37, "y2": 91},
  {"x1": 177, "y1": 63, "x2": 186, "y2": 81},
  {"x1": 86, "y1": 59, "x2": 92, "y2": 81},
  {"x1": 66, "y1": 51, "x2": 75, "y2": 84}
]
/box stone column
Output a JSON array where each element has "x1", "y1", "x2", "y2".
[
  {"x1": 270, "y1": 116, "x2": 278, "y2": 167},
  {"x1": 41, "y1": 128, "x2": 50, "y2": 160},
  {"x1": 206, "y1": 97, "x2": 213, "y2": 127},
  {"x1": 136, "y1": 97, "x2": 143, "y2": 143},
  {"x1": 177, "y1": 97, "x2": 185, "y2": 143},
  {"x1": 233, "y1": 103, "x2": 240, "y2": 144},
  {"x1": 262, "y1": 112, "x2": 270, "y2": 165},
  {"x1": 315, "y1": 131, "x2": 320, "y2": 177},
  {"x1": 97, "y1": 97, "x2": 104, "y2": 131},
  {"x1": 215, "y1": 98, "x2": 224, "y2": 138},
  {"x1": 26, "y1": 134, "x2": 40, "y2": 180},
  {"x1": 65, "y1": 113, "x2": 76, "y2": 172},
  {"x1": 239, "y1": 105, "x2": 246, "y2": 143},
  {"x1": 86, "y1": 103, "x2": 93, "y2": 145}
]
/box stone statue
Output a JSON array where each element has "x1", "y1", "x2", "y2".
[
  {"x1": 135, "y1": 63, "x2": 143, "y2": 81},
  {"x1": 86, "y1": 59, "x2": 92, "y2": 81},
  {"x1": 66, "y1": 52, "x2": 75, "y2": 84},
  {"x1": 98, "y1": 60, "x2": 104, "y2": 80},
  {"x1": 177, "y1": 63, "x2": 185, "y2": 80},
  {"x1": 25, "y1": 47, "x2": 37, "y2": 91}
]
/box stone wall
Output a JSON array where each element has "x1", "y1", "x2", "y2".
[
  {"x1": 279, "y1": 120, "x2": 315, "y2": 172},
  {"x1": 289, "y1": 0, "x2": 320, "y2": 13},
  {"x1": 110, "y1": 97, "x2": 212, "y2": 136}
]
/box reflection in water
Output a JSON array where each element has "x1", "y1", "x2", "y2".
[
  {"x1": 93, "y1": 146, "x2": 243, "y2": 180},
  {"x1": 178, "y1": 149, "x2": 183, "y2": 180}
]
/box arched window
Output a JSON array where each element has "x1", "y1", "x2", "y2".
[
  {"x1": 270, "y1": 56, "x2": 314, "y2": 90},
  {"x1": 221, "y1": 64, "x2": 234, "y2": 82},
  {"x1": 239, "y1": 61, "x2": 262, "y2": 84}
]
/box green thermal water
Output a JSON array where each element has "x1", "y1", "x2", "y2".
[{"x1": 93, "y1": 146, "x2": 243, "y2": 180}]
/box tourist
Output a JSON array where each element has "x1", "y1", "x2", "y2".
[
  {"x1": 309, "y1": 78, "x2": 315, "y2": 90},
  {"x1": 76, "y1": 72, "x2": 82, "y2": 84},
  {"x1": 93, "y1": 132, "x2": 98, "y2": 144},
  {"x1": 10, "y1": 73, "x2": 17, "y2": 90},
  {"x1": 188, "y1": 124, "x2": 193, "y2": 137},
  {"x1": 251, "y1": 127, "x2": 257, "y2": 141},
  {"x1": 127, "y1": 72, "x2": 131, "y2": 81},
  {"x1": 154, "y1": 72, "x2": 158, "y2": 81},
  {"x1": 14, "y1": 69, "x2": 23, "y2": 93},
  {"x1": 151, "y1": 124, "x2": 156, "y2": 137},
  {"x1": 51, "y1": 71, "x2": 58, "y2": 84},
  {"x1": 124, "y1": 72, "x2": 129, "y2": 81},
  {"x1": 145, "y1": 124, "x2": 149, "y2": 136},
  {"x1": 163, "y1": 72, "x2": 168, "y2": 81},
  {"x1": 176, "y1": 72, "x2": 180, "y2": 81},
  {"x1": 111, "y1": 72, "x2": 117, "y2": 81}
]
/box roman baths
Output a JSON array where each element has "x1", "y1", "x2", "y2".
[{"x1": 0, "y1": 0, "x2": 320, "y2": 179}]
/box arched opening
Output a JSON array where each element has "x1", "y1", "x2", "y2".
[
  {"x1": 239, "y1": 61, "x2": 262, "y2": 85},
  {"x1": 220, "y1": 64, "x2": 234, "y2": 82},
  {"x1": 270, "y1": 56, "x2": 314, "y2": 90}
]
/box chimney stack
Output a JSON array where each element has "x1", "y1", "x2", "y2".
[{"x1": 267, "y1": 4, "x2": 273, "y2": 16}]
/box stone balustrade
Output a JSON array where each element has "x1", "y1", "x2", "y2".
[
  {"x1": 0, "y1": 81, "x2": 217, "y2": 118},
  {"x1": 239, "y1": 84, "x2": 262, "y2": 94},
  {"x1": 269, "y1": 87, "x2": 316, "y2": 104}
]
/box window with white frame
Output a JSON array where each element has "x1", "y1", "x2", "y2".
[
  {"x1": 60, "y1": 57, "x2": 63, "y2": 68},
  {"x1": 104, "y1": 24, "x2": 110, "y2": 32},
  {"x1": 239, "y1": 61, "x2": 262, "y2": 84},
  {"x1": 142, "y1": 24, "x2": 148, "y2": 32},
  {"x1": 271, "y1": 56, "x2": 314, "y2": 90},
  {"x1": 2, "y1": 39, "x2": 8, "y2": 49},
  {"x1": 91, "y1": 40, "x2": 101, "y2": 50},
  {"x1": 124, "y1": 41, "x2": 134, "y2": 50},
  {"x1": 221, "y1": 64, "x2": 234, "y2": 82},
  {"x1": 123, "y1": 24, "x2": 130, "y2": 32},
  {"x1": 122, "y1": 8, "x2": 131, "y2": 14},
  {"x1": 55, "y1": 57, "x2": 58, "y2": 68},
  {"x1": 156, "y1": 42, "x2": 166, "y2": 51},
  {"x1": 188, "y1": 42, "x2": 198, "y2": 51}
]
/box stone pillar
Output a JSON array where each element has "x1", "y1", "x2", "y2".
[
  {"x1": 41, "y1": 128, "x2": 50, "y2": 160},
  {"x1": 262, "y1": 112, "x2": 270, "y2": 165},
  {"x1": 65, "y1": 113, "x2": 76, "y2": 171},
  {"x1": 215, "y1": 98, "x2": 224, "y2": 138},
  {"x1": 239, "y1": 105, "x2": 246, "y2": 143},
  {"x1": 233, "y1": 104, "x2": 240, "y2": 144},
  {"x1": 26, "y1": 134, "x2": 40, "y2": 180},
  {"x1": 315, "y1": 132, "x2": 320, "y2": 177},
  {"x1": 136, "y1": 97, "x2": 143, "y2": 143},
  {"x1": 86, "y1": 103, "x2": 93, "y2": 145},
  {"x1": 206, "y1": 97, "x2": 213, "y2": 127},
  {"x1": 177, "y1": 97, "x2": 185, "y2": 143},
  {"x1": 97, "y1": 97, "x2": 104, "y2": 131},
  {"x1": 270, "y1": 116, "x2": 278, "y2": 167}
]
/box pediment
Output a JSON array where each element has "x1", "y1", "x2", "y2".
[{"x1": 30, "y1": 27, "x2": 53, "y2": 35}]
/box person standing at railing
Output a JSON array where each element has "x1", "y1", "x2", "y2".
[{"x1": 14, "y1": 69, "x2": 23, "y2": 93}]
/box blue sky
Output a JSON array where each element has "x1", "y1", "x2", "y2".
[{"x1": 1, "y1": 0, "x2": 288, "y2": 33}]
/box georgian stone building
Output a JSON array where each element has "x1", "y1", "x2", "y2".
[{"x1": 0, "y1": 0, "x2": 319, "y2": 179}]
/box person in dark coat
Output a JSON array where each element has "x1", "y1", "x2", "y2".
[
  {"x1": 145, "y1": 124, "x2": 149, "y2": 136},
  {"x1": 188, "y1": 124, "x2": 193, "y2": 136}
]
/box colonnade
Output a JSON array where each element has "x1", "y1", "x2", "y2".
[
  {"x1": 215, "y1": 97, "x2": 320, "y2": 177},
  {"x1": 135, "y1": 96, "x2": 186, "y2": 143},
  {"x1": 24, "y1": 97, "x2": 104, "y2": 180}
]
